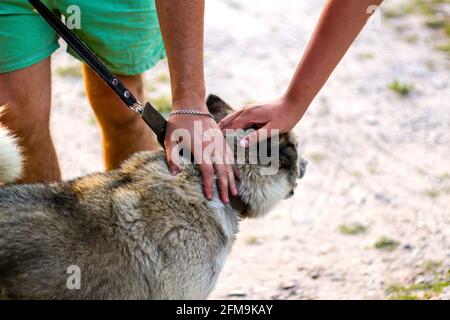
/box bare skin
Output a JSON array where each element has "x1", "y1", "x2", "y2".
[
  {"x1": 82, "y1": 66, "x2": 157, "y2": 170},
  {"x1": 220, "y1": 0, "x2": 384, "y2": 146},
  {"x1": 156, "y1": 0, "x2": 237, "y2": 203},
  {"x1": 0, "y1": 57, "x2": 61, "y2": 183},
  {"x1": 0, "y1": 55, "x2": 156, "y2": 183},
  {"x1": 0, "y1": 1, "x2": 237, "y2": 201}
]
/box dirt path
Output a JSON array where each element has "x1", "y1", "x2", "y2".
[{"x1": 49, "y1": 0, "x2": 449, "y2": 300}]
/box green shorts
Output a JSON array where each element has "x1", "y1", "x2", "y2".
[{"x1": 0, "y1": 0, "x2": 166, "y2": 75}]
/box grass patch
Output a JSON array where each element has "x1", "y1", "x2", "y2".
[
  {"x1": 426, "y1": 16, "x2": 447, "y2": 29},
  {"x1": 245, "y1": 235, "x2": 261, "y2": 245},
  {"x1": 403, "y1": 0, "x2": 445, "y2": 17},
  {"x1": 422, "y1": 260, "x2": 443, "y2": 273},
  {"x1": 56, "y1": 65, "x2": 82, "y2": 78},
  {"x1": 339, "y1": 223, "x2": 368, "y2": 235},
  {"x1": 424, "y1": 188, "x2": 440, "y2": 198},
  {"x1": 383, "y1": 8, "x2": 406, "y2": 19},
  {"x1": 87, "y1": 115, "x2": 97, "y2": 126},
  {"x1": 374, "y1": 236, "x2": 399, "y2": 251},
  {"x1": 435, "y1": 42, "x2": 450, "y2": 53},
  {"x1": 153, "y1": 95, "x2": 172, "y2": 113},
  {"x1": 385, "y1": 0, "x2": 450, "y2": 55},
  {"x1": 387, "y1": 280, "x2": 450, "y2": 300},
  {"x1": 145, "y1": 83, "x2": 157, "y2": 93},
  {"x1": 367, "y1": 165, "x2": 378, "y2": 175},
  {"x1": 388, "y1": 80, "x2": 413, "y2": 96},
  {"x1": 309, "y1": 152, "x2": 327, "y2": 164},
  {"x1": 404, "y1": 34, "x2": 419, "y2": 43},
  {"x1": 156, "y1": 73, "x2": 170, "y2": 83},
  {"x1": 438, "y1": 172, "x2": 450, "y2": 181}
]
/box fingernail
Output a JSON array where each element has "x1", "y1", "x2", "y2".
[
  {"x1": 232, "y1": 188, "x2": 238, "y2": 196},
  {"x1": 171, "y1": 167, "x2": 179, "y2": 175},
  {"x1": 240, "y1": 138, "x2": 249, "y2": 148}
]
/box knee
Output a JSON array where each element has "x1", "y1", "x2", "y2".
[{"x1": 0, "y1": 97, "x2": 50, "y2": 139}]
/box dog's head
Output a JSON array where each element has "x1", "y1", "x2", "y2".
[{"x1": 206, "y1": 94, "x2": 307, "y2": 218}]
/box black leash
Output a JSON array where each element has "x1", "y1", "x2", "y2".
[{"x1": 28, "y1": 0, "x2": 167, "y2": 147}]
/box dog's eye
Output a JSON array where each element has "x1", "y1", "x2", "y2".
[{"x1": 279, "y1": 145, "x2": 297, "y2": 169}]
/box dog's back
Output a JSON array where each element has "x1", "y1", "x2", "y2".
[
  {"x1": 0, "y1": 96, "x2": 305, "y2": 299},
  {"x1": 0, "y1": 148, "x2": 237, "y2": 299}
]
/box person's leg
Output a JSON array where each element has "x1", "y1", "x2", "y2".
[
  {"x1": 83, "y1": 66, "x2": 157, "y2": 170},
  {"x1": 56, "y1": 0, "x2": 165, "y2": 169},
  {"x1": 0, "y1": 57, "x2": 61, "y2": 183}
]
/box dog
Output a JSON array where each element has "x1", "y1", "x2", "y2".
[{"x1": 0, "y1": 95, "x2": 306, "y2": 299}]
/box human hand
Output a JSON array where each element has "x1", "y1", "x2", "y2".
[
  {"x1": 164, "y1": 107, "x2": 238, "y2": 204},
  {"x1": 218, "y1": 96, "x2": 303, "y2": 148}
]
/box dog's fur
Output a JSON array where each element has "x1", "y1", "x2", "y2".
[{"x1": 0, "y1": 95, "x2": 306, "y2": 299}]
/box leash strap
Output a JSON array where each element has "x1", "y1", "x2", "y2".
[{"x1": 28, "y1": 0, "x2": 167, "y2": 147}]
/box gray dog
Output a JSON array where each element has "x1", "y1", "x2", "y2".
[{"x1": 0, "y1": 95, "x2": 306, "y2": 299}]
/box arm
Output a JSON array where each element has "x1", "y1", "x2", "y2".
[
  {"x1": 156, "y1": 0, "x2": 237, "y2": 203},
  {"x1": 219, "y1": 0, "x2": 384, "y2": 146}
]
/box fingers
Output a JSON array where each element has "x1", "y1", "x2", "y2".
[
  {"x1": 218, "y1": 110, "x2": 242, "y2": 129},
  {"x1": 214, "y1": 163, "x2": 229, "y2": 204},
  {"x1": 165, "y1": 135, "x2": 180, "y2": 175},
  {"x1": 225, "y1": 143, "x2": 239, "y2": 194},
  {"x1": 227, "y1": 165, "x2": 238, "y2": 196},
  {"x1": 220, "y1": 112, "x2": 252, "y2": 131},
  {"x1": 240, "y1": 124, "x2": 274, "y2": 148},
  {"x1": 198, "y1": 162, "x2": 215, "y2": 201}
]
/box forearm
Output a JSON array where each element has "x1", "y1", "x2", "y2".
[
  {"x1": 155, "y1": 0, "x2": 206, "y2": 111},
  {"x1": 285, "y1": 0, "x2": 383, "y2": 116}
]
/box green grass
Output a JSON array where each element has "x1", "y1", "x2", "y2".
[
  {"x1": 387, "y1": 280, "x2": 450, "y2": 300},
  {"x1": 367, "y1": 165, "x2": 378, "y2": 175},
  {"x1": 438, "y1": 172, "x2": 450, "y2": 181},
  {"x1": 338, "y1": 223, "x2": 368, "y2": 235},
  {"x1": 87, "y1": 115, "x2": 97, "y2": 126},
  {"x1": 374, "y1": 236, "x2": 399, "y2": 251},
  {"x1": 153, "y1": 95, "x2": 172, "y2": 113},
  {"x1": 425, "y1": 17, "x2": 447, "y2": 29},
  {"x1": 56, "y1": 65, "x2": 82, "y2": 78},
  {"x1": 383, "y1": 8, "x2": 406, "y2": 19},
  {"x1": 145, "y1": 83, "x2": 157, "y2": 93},
  {"x1": 156, "y1": 73, "x2": 170, "y2": 83},
  {"x1": 404, "y1": 34, "x2": 419, "y2": 43},
  {"x1": 424, "y1": 188, "x2": 440, "y2": 198},
  {"x1": 404, "y1": 0, "x2": 449, "y2": 17},
  {"x1": 309, "y1": 152, "x2": 327, "y2": 164},
  {"x1": 422, "y1": 260, "x2": 443, "y2": 273},
  {"x1": 384, "y1": 0, "x2": 450, "y2": 53},
  {"x1": 245, "y1": 235, "x2": 261, "y2": 245},
  {"x1": 435, "y1": 42, "x2": 450, "y2": 53},
  {"x1": 388, "y1": 80, "x2": 413, "y2": 96}
]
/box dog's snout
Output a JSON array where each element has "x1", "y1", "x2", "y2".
[{"x1": 298, "y1": 158, "x2": 308, "y2": 179}]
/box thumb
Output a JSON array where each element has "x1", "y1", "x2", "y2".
[
  {"x1": 165, "y1": 140, "x2": 181, "y2": 175},
  {"x1": 240, "y1": 125, "x2": 274, "y2": 148}
]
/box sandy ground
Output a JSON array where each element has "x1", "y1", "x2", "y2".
[{"x1": 48, "y1": 0, "x2": 449, "y2": 299}]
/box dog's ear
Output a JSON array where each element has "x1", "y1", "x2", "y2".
[{"x1": 206, "y1": 94, "x2": 234, "y2": 123}]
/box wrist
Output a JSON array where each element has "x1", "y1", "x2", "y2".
[
  {"x1": 280, "y1": 92, "x2": 309, "y2": 120},
  {"x1": 172, "y1": 95, "x2": 207, "y2": 112}
]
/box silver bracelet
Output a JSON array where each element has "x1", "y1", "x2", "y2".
[{"x1": 169, "y1": 109, "x2": 215, "y2": 119}]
